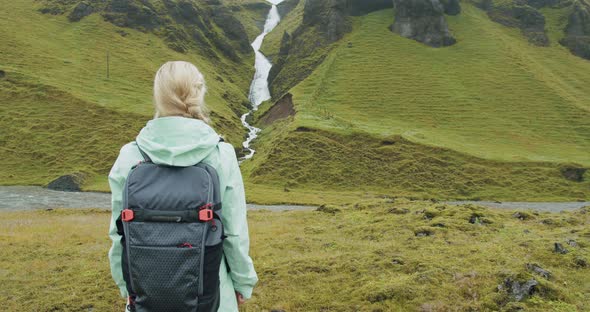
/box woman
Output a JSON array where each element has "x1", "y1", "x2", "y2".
[{"x1": 107, "y1": 61, "x2": 258, "y2": 311}]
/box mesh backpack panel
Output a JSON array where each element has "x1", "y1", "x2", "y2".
[{"x1": 119, "y1": 147, "x2": 224, "y2": 312}]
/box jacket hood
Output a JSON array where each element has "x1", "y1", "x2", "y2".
[{"x1": 136, "y1": 117, "x2": 221, "y2": 166}]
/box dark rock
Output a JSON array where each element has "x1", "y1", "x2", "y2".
[
  {"x1": 68, "y1": 2, "x2": 94, "y2": 22},
  {"x1": 348, "y1": 0, "x2": 393, "y2": 16},
  {"x1": 488, "y1": 5, "x2": 549, "y2": 46},
  {"x1": 391, "y1": 0, "x2": 457, "y2": 47},
  {"x1": 415, "y1": 228, "x2": 434, "y2": 236},
  {"x1": 526, "y1": 263, "x2": 552, "y2": 279},
  {"x1": 277, "y1": 0, "x2": 300, "y2": 18},
  {"x1": 521, "y1": 0, "x2": 561, "y2": 8},
  {"x1": 116, "y1": 29, "x2": 129, "y2": 37},
  {"x1": 46, "y1": 173, "x2": 85, "y2": 192},
  {"x1": 40, "y1": 6, "x2": 64, "y2": 15},
  {"x1": 103, "y1": 0, "x2": 162, "y2": 30},
  {"x1": 440, "y1": 0, "x2": 461, "y2": 15},
  {"x1": 268, "y1": 31, "x2": 292, "y2": 83},
  {"x1": 513, "y1": 211, "x2": 534, "y2": 220},
  {"x1": 303, "y1": 0, "x2": 352, "y2": 43},
  {"x1": 560, "y1": 165, "x2": 587, "y2": 182},
  {"x1": 270, "y1": 310, "x2": 286, "y2": 312},
  {"x1": 498, "y1": 277, "x2": 538, "y2": 301},
  {"x1": 560, "y1": 36, "x2": 590, "y2": 59},
  {"x1": 574, "y1": 256, "x2": 588, "y2": 268},
  {"x1": 388, "y1": 207, "x2": 410, "y2": 214},
  {"x1": 554, "y1": 242, "x2": 569, "y2": 254},
  {"x1": 0, "y1": 70, "x2": 5, "y2": 78},
  {"x1": 566, "y1": 239, "x2": 578, "y2": 247},
  {"x1": 316, "y1": 204, "x2": 341, "y2": 214},
  {"x1": 513, "y1": 5, "x2": 549, "y2": 45},
  {"x1": 210, "y1": 7, "x2": 251, "y2": 53}
]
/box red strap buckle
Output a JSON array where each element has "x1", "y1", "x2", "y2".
[
  {"x1": 199, "y1": 209, "x2": 213, "y2": 222},
  {"x1": 122, "y1": 209, "x2": 134, "y2": 222}
]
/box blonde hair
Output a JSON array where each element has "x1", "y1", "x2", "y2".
[{"x1": 153, "y1": 61, "x2": 210, "y2": 123}]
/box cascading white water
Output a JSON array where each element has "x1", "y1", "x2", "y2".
[{"x1": 240, "y1": 0, "x2": 284, "y2": 161}]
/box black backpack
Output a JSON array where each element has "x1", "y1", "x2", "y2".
[{"x1": 116, "y1": 144, "x2": 225, "y2": 312}]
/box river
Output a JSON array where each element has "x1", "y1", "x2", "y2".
[
  {"x1": 240, "y1": 0, "x2": 285, "y2": 161},
  {"x1": 0, "y1": 186, "x2": 587, "y2": 213}
]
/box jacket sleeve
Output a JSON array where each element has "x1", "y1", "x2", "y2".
[
  {"x1": 220, "y1": 145, "x2": 258, "y2": 299},
  {"x1": 107, "y1": 148, "x2": 130, "y2": 298}
]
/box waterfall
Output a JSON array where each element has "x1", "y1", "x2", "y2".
[{"x1": 240, "y1": 1, "x2": 284, "y2": 161}]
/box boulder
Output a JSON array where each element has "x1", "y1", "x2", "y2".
[
  {"x1": 526, "y1": 263, "x2": 552, "y2": 279},
  {"x1": 560, "y1": 165, "x2": 587, "y2": 182},
  {"x1": 554, "y1": 242, "x2": 569, "y2": 254},
  {"x1": 46, "y1": 173, "x2": 85, "y2": 192},
  {"x1": 498, "y1": 277, "x2": 538, "y2": 301},
  {"x1": 391, "y1": 0, "x2": 457, "y2": 47},
  {"x1": 68, "y1": 2, "x2": 94, "y2": 22}
]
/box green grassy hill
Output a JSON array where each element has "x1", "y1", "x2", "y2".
[
  {"x1": 0, "y1": 0, "x2": 267, "y2": 190},
  {"x1": 245, "y1": 3, "x2": 590, "y2": 202}
]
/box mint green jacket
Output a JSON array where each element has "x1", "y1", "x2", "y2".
[{"x1": 108, "y1": 117, "x2": 258, "y2": 311}]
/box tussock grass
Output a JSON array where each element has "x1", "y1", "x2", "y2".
[
  {"x1": 1, "y1": 203, "x2": 589, "y2": 311},
  {"x1": 242, "y1": 123, "x2": 590, "y2": 202}
]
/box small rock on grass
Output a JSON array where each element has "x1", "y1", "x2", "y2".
[
  {"x1": 554, "y1": 243, "x2": 569, "y2": 254},
  {"x1": 316, "y1": 205, "x2": 341, "y2": 215},
  {"x1": 526, "y1": 263, "x2": 551, "y2": 279}
]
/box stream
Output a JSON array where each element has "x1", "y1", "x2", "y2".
[
  {"x1": 0, "y1": 186, "x2": 587, "y2": 213},
  {"x1": 240, "y1": 0, "x2": 285, "y2": 161}
]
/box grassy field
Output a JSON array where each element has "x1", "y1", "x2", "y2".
[
  {"x1": 245, "y1": 4, "x2": 590, "y2": 202},
  {"x1": 1, "y1": 202, "x2": 589, "y2": 311},
  {"x1": 0, "y1": 0, "x2": 262, "y2": 189}
]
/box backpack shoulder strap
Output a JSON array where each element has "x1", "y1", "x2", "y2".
[{"x1": 135, "y1": 142, "x2": 152, "y2": 163}]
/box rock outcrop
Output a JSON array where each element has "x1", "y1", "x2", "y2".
[
  {"x1": 277, "y1": 0, "x2": 301, "y2": 18},
  {"x1": 348, "y1": 0, "x2": 394, "y2": 16},
  {"x1": 560, "y1": 165, "x2": 587, "y2": 182},
  {"x1": 68, "y1": 2, "x2": 94, "y2": 22},
  {"x1": 39, "y1": 0, "x2": 253, "y2": 61},
  {"x1": 560, "y1": 1, "x2": 590, "y2": 60},
  {"x1": 440, "y1": 0, "x2": 462, "y2": 15},
  {"x1": 498, "y1": 277, "x2": 538, "y2": 302},
  {"x1": 488, "y1": 4, "x2": 549, "y2": 46},
  {"x1": 46, "y1": 173, "x2": 86, "y2": 192},
  {"x1": 391, "y1": 0, "x2": 457, "y2": 47},
  {"x1": 303, "y1": 0, "x2": 352, "y2": 43}
]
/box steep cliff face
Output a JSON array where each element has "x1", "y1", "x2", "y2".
[
  {"x1": 560, "y1": 1, "x2": 590, "y2": 60},
  {"x1": 302, "y1": 0, "x2": 353, "y2": 43},
  {"x1": 348, "y1": 0, "x2": 394, "y2": 16},
  {"x1": 486, "y1": 4, "x2": 549, "y2": 46},
  {"x1": 391, "y1": 0, "x2": 457, "y2": 47},
  {"x1": 39, "y1": 0, "x2": 258, "y2": 61}
]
